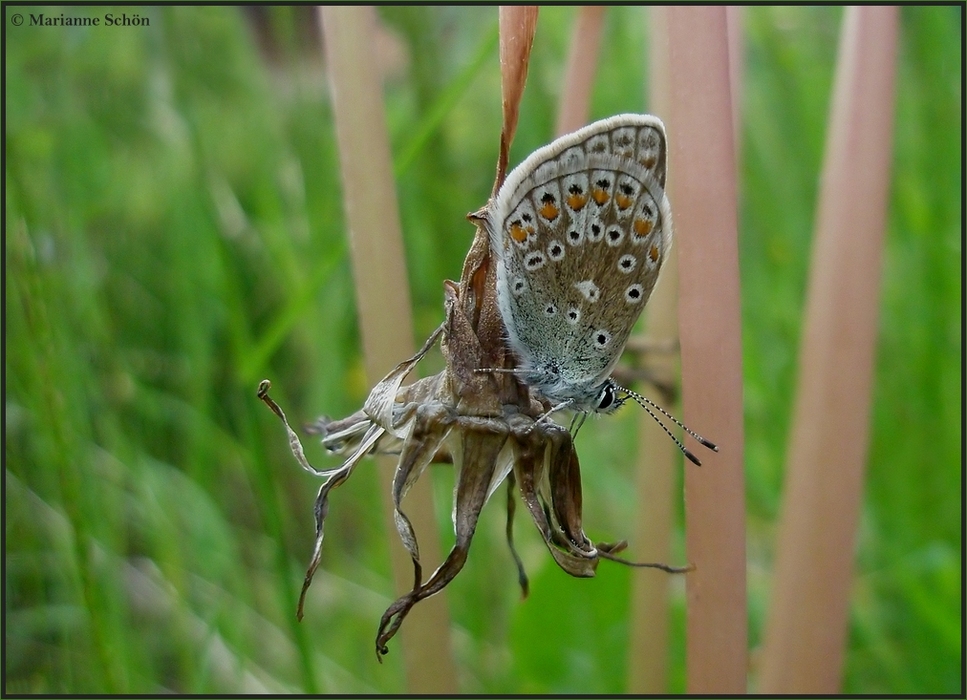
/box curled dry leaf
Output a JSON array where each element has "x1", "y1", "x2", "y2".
[
  {"x1": 494, "y1": 6, "x2": 538, "y2": 193},
  {"x1": 259, "y1": 211, "x2": 688, "y2": 663}
]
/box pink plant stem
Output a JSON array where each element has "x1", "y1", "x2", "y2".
[
  {"x1": 319, "y1": 6, "x2": 457, "y2": 692},
  {"x1": 666, "y1": 6, "x2": 748, "y2": 693},
  {"x1": 758, "y1": 6, "x2": 898, "y2": 693}
]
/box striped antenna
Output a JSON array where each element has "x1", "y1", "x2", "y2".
[{"x1": 617, "y1": 385, "x2": 718, "y2": 466}]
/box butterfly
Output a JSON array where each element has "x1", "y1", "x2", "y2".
[{"x1": 482, "y1": 114, "x2": 716, "y2": 463}]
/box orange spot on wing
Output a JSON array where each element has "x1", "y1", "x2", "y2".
[
  {"x1": 591, "y1": 188, "x2": 610, "y2": 205},
  {"x1": 649, "y1": 245, "x2": 660, "y2": 262},
  {"x1": 567, "y1": 193, "x2": 588, "y2": 211},
  {"x1": 540, "y1": 202, "x2": 559, "y2": 221},
  {"x1": 615, "y1": 193, "x2": 633, "y2": 210},
  {"x1": 510, "y1": 223, "x2": 529, "y2": 242},
  {"x1": 634, "y1": 218, "x2": 653, "y2": 237}
]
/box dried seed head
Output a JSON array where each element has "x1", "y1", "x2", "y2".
[{"x1": 260, "y1": 208, "x2": 688, "y2": 663}]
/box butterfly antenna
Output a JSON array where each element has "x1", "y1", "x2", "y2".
[{"x1": 619, "y1": 386, "x2": 718, "y2": 466}]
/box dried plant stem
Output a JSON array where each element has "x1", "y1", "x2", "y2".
[
  {"x1": 758, "y1": 7, "x2": 898, "y2": 693},
  {"x1": 319, "y1": 6, "x2": 457, "y2": 692},
  {"x1": 495, "y1": 6, "x2": 539, "y2": 193},
  {"x1": 666, "y1": 6, "x2": 747, "y2": 694}
]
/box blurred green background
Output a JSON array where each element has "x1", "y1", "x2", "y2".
[{"x1": 5, "y1": 5, "x2": 960, "y2": 694}]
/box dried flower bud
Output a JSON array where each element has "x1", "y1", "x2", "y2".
[{"x1": 260, "y1": 219, "x2": 689, "y2": 662}]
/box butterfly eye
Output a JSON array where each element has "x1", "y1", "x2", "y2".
[{"x1": 595, "y1": 383, "x2": 618, "y2": 411}]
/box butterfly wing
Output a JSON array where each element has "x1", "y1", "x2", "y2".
[{"x1": 487, "y1": 114, "x2": 673, "y2": 408}]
